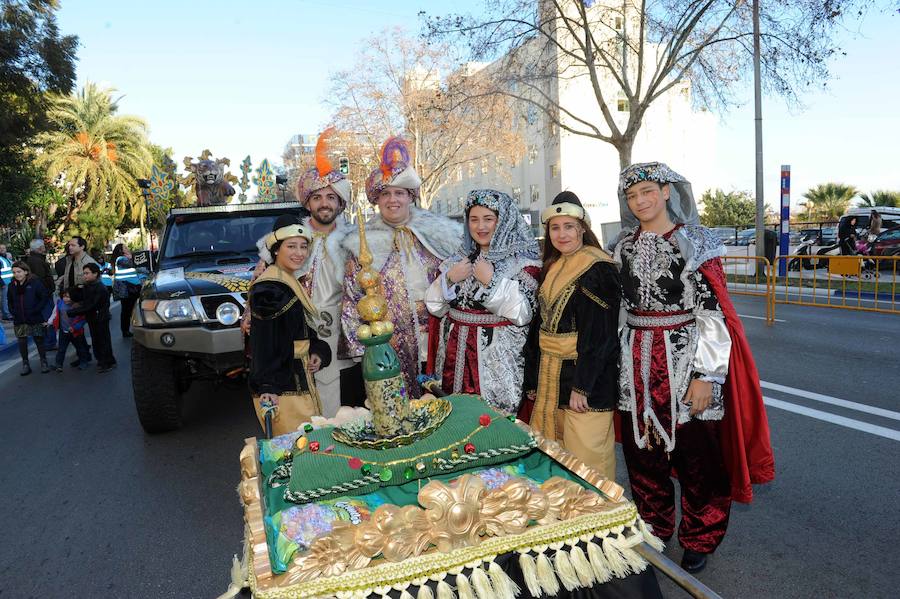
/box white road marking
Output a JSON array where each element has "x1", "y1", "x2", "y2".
[
  {"x1": 738, "y1": 314, "x2": 787, "y2": 322},
  {"x1": 761, "y1": 380, "x2": 900, "y2": 422},
  {"x1": 764, "y1": 397, "x2": 900, "y2": 442},
  {"x1": 0, "y1": 349, "x2": 38, "y2": 375}
]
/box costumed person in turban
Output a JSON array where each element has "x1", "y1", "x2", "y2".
[
  {"x1": 340, "y1": 137, "x2": 462, "y2": 397},
  {"x1": 523, "y1": 191, "x2": 621, "y2": 482},
  {"x1": 424, "y1": 189, "x2": 540, "y2": 414},
  {"x1": 293, "y1": 128, "x2": 365, "y2": 414},
  {"x1": 248, "y1": 215, "x2": 331, "y2": 436},
  {"x1": 613, "y1": 162, "x2": 774, "y2": 574}
]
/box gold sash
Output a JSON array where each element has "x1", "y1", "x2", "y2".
[{"x1": 531, "y1": 332, "x2": 577, "y2": 441}]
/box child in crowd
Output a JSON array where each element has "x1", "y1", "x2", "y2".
[{"x1": 47, "y1": 288, "x2": 92, "y2": 372}]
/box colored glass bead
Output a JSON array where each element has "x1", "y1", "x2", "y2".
[
  {"x1": 403, "y1": 466, "x2": 415, "y2": 480},
  {"x1": 361, "y1": 464, "x2": 372, "y2": 475},
  {"x1": 450, "y1": 449, "x2": 460, "y2": 460},
  {"x1": 464, "y1": 443, "x2": 476, "y2": 454},
  {"x1": 348, "y1": 457, "x2": 363, "y2": 470},
  {"x1": 295, "y1": 436, "x2": 308, "y2": 451},
  {"x1": 324, "y1": 444, "x2": 335, "y2": 453},
  {"x1": 303, "y1": 423, "x2": 314, "y2": 433},
  {"x1": 479, "y1": 414, "x2": 492, "y2": 427},
  {"x1": 379, "y1": 467, "x2": 393, "y2": 482},
  {"x1": 309, "y1": 441, "x2": 320, "y2": 452},
  {"x1": 508, "y1": 414, "x2": 516, "y2": 422},
  {"x1": 415, "y1": 461, "x2": 427, "y2": 474}
]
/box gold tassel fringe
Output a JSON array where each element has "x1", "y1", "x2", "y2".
[
  {"x1": 602, "y1": 536, "x2": 631, "y2": 578},
  {"x1": 469, "y1": 566, "x2": 493, "y2": 599},
  {"x1": 488, "y1": 560, "x2": 519, "y2": 599},
  {"x1": 400, "y1": 590, "x2": 415, "y2": 599},
  {"x1": 417, "y1": 584, "x2": 435, "y2": 599},
  {"x1": 535, "y1": 552, "x2": 561, "y2": 595},
  {"x1": 569, "y1": 545, "x2": 596, "y2": 587},
  {"x1": 518, "y1": 552, "x2": 541, "y2": 596},
  {"x1": 455, "y1": 573, "x2": 475, "y2": 599},
  {"x1": 587, "y1": 540, "x2": 613, "y2": 584},
  {"x1": 554, "y1": 549, "x2": 579, "y2": 591},
  {"x1": 436, "y1": 579, "x2": 456, "y2": 599}
]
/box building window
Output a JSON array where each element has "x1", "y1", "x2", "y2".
[
  {"x1": 457, "y1": 196, "x2": 464, "y2": 214},
  {"x1": 549, "y1": 121, "x2": 558, "y2": 136},
  {"x1": 467, "y1": 161, "x2": 475, "y2": 178},
  {"x1": 528, "y1": 145, "x2": 538, "y2": 164},
  {"x1": 456, "y1": 165, "x2": 463, "y2": 182},
  {"x1": 530, "y1": 184, "x2": 540, "y2": 205},
  {"x1": 512, "y1": 187, "x2": 522, "y2": 203},
  {"x1": 550, "y1": 163, "x2": 559, "y2": 178},
  {"x1": 614, "y1": 16, "x2": 623, "y2": 30},
  {"x1": 481, "y1": 158, "x2": 488, "y2": 175},
  {"x1": 617, "y1": 92, "x2": 629, "y2": 112}
]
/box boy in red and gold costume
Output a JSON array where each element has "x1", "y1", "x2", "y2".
[{"x1": 613, "y1": 162, "x2": 774, "y2": 573}]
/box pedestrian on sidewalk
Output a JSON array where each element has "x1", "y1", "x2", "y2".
[
  {"x1": 47, "y1": 288, "x2": 91, "y2": 372},
  {"x1": 57, "y1": 236, "x2": 97, "y2": 297},
  {"x1": 0, "y1": 249, "x2": 13, "y2": 320},
  {"x1": 25, "y1": 239, "x2": 57, "y2": 351},
  {"x1": 110, "y1": 243, "x2": 146, "y2": 338},
  {"x1": 67, "y1": 263, "x2": 116, "y2": 373},
  {"x1": 7, "y1": 261, "x2": 50, "y2": 375}
]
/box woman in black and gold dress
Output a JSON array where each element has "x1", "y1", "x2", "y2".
[
  {"x1": 249, "y1": 215, "x2": 331, "y2": 436},
  {"x1": 524, "y1": 192, "x2": 621, "y2": 481}
]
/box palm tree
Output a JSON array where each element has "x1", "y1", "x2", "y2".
[
  {"x1": 35, "y1": 82, "x2": 152, "y2": 236},
  {"x1": 858, "y1": 190, "x2": 899, "y2": 208},
  {"x1": 802, "y1": 183, "x2": 857, "y2": 221}
]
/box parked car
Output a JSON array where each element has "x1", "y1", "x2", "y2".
[
  {"x1": 711, "y1": 227, "x2": 738, "y2": 245},
  {"x1": 734, "y1": 228, "x2": 756, "y2": 246},
  {"x1": 871, "y1": 227, "x2": 900, "y2": 263}
]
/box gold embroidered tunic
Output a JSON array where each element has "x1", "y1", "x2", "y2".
[{"x1": 524, "y1": 246, "x2": 621, "y2": 440}]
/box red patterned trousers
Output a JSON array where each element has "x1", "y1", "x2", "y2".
[{"x1": 620, "y1": 412, "x2": 732, "y2": 553}]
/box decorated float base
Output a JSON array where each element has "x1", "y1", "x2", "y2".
[{"x1": 234, "y1": 395, "x2": 664, "y2": 599}]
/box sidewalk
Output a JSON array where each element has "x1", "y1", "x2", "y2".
[{"x1": 1, "y1": 319, "x2": 15, "y2": 358}]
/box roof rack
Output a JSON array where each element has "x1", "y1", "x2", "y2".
[{"x1": 169, "y1": 202, "x2": 301, "y2": 216}]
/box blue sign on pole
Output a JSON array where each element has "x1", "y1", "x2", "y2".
[{"x1": 778, "y1": 165, "x2": 791, "y2": 277}]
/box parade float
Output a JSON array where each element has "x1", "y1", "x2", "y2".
[{"x1": 229, "y1": 213, "x2": 669, "y2": 599}]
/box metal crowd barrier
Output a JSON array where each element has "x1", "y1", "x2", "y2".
[
  {"x1": 720, "y1": 255, "x2": 775, "y2": 325},
  {"x1": 773, "y1": 254, "x2": 900, "y2": 315}
]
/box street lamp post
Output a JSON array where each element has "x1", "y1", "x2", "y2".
[{"x1": 275, "y1": 175, "x2": 288, "y2": 203}]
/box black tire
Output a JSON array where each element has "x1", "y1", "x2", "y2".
[{"x1": 131, "y1": 342, "x2": 183, "y2": 433}]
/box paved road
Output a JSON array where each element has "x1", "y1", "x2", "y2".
[{"x1": 0, "y1": 299, "x2": 898, "y2": 598}]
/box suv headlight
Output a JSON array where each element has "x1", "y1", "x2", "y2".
[
  {"x1": 215, "y1": 302, "x2": 241, "y2": 326},
  {"x1": 140, "y1": 299, "x2": 199, "y2": 324}
]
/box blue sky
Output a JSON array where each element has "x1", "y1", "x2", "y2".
[{"x1": 57, "y1": 1, "x2": 899, "y2": 207}]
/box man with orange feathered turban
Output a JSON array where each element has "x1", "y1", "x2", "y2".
[
  {"x1": 340, "y1": 137, "x2": 462, "y2": 396},
  {"x1": 289, "y1": 128, "x2": 365, "y2": 414}
]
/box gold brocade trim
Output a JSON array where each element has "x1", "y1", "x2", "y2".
[
  {"x1": 518, "y1": 420, "x2": 624, "y2": 502},
  {"x1": 251, "y1": 297, "x2": 298, "y2": 321},
  {"x1": 542, "y1": 283, "x2": 577, "y2": 332},
  {"x1": 252, "y1": 265, "x2": 317, "y2": 316},
  {"x1": 539, "y1": 246, "x2": 612, "y2": 310},
  {"x1": 580, "y1": 286, "x2": 610, "y2": 309}
]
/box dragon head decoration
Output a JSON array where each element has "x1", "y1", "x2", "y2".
[{"x1": 181, "y1": 150, "x2": 238, "y2": 206}]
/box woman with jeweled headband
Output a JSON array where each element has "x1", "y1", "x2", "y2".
[
  {"x1": 523, "y1": 191, "x2": 621, "y2": 482},
  {"x1": 424, "y1": 189, "x2": 540, "y2": 414},
  {"x1": 248, "y1": 214, "x2": 331, "y2": 436}
]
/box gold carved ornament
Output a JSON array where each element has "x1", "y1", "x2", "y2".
[{"x1": 289, "y1": 473, "x2": 612, "y2": 582}]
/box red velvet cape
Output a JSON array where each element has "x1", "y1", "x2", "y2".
[{"x1": 700, "y1": 258, "x2": 775, "y2": 503}]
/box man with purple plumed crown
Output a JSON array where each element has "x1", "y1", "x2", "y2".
[{"x1": 340, "y1": 137, "x2": 462, "y2": 397}]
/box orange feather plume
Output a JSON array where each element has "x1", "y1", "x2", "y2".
[{"x1": 315, "y1": 127, "x2": 336, "y2": 175}]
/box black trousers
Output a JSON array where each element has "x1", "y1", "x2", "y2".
[
  {"x1": 120, "y1": 292, "x2": 138, "y2": 334},
  {"x1": 87, "y1": 316, "x2": 116, "y2": 367}
]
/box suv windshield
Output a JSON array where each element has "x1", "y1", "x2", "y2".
[{"x1": 163, "y1": 214, "x2": 280, "y2": 260}]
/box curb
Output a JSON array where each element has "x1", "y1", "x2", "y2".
[{"x1": 833, "y1": 289, "x2": 900, "y2": 302}]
